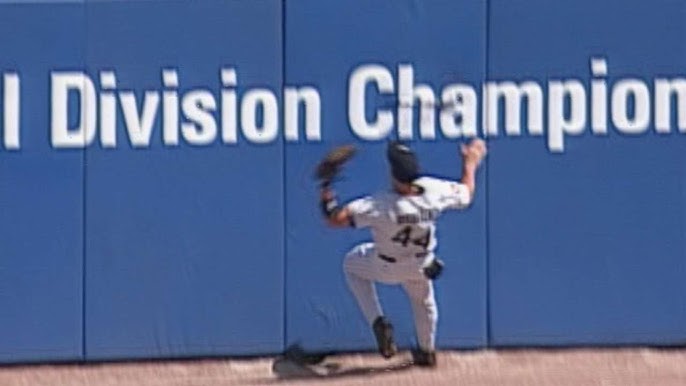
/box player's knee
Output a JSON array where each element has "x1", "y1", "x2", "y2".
[
  {"x1": 343, "y1": 244, "x2": 370, "y2": 271},
  {"x1": 423, "y1": 298, "x2": 438, "y2": 317},
  {"x1": 342, "y1": 252, "x2": 355, "y2": 273},
  {"x1": 343, "y1": 255, "x2": 364, "y2": 281},
  {"x1": 430, "y1": 306, "x2": 438, "y2": 322}
]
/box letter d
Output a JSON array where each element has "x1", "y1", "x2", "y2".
[{"x1": 51, "y1": 72, "x2": 97, "y2": 148}]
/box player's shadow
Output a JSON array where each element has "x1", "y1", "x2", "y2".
[
  {"x1": 272, "y1": 356, "x2": 414, "y2": 379},
  {"x1": 259, "y1": 344, "x2": 416, "y2": 383}
]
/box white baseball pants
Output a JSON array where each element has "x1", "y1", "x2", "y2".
[{"x1": 343, "y1": 242, "x2": 438, "y2": 352}]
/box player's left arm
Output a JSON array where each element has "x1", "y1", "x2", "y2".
[
  {"x1": 320, "y1": 185, "x2": 379, "y2": 228},
  {"x1": 319, "y1": 185, "x2": 354, "y2": 228}
]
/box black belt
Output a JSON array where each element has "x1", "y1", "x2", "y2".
[{"x1": 378, "y1": 254, "x2": 397, "y2": 263}]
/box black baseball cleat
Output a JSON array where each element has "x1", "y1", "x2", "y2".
[
  {"x1": 411, "y1": 348, "x2": 437, "y2": 368},
  {"x1": 372, "y1": 316, "x2": 397, "y2": 359}
]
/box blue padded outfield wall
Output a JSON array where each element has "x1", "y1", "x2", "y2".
[
  {"x1": 0, "y1": 0, "x2": 685, "y2": 363},
  {"x1": 0, "y1": 3, "x2": 85, "y2": 363},
  {"x1": 82, "y1": 0, "x2": 284, "y2": 360},
  {"x1": 487, "y1": 0, "x2": 686, "y2": 346}
]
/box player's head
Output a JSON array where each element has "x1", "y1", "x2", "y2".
[{"x1": 387, "y1": 140, "x2": 420, "y2": 189}]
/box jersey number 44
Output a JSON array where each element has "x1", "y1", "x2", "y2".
[{"x1": 391, "y1": 226, "x2": 431, "y2": 250}]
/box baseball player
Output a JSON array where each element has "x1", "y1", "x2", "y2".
[{"x1": 316, "y1": 138, "x2": 487, "y2": 367}]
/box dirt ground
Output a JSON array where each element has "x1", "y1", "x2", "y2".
[{"x1": 2, "y1": 348, "x2": 686, "y2": 386}]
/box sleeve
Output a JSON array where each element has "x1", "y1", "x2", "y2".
[
  {"x1": 345, "y1": 195, "x2": 380, "y2": 228},
  {"x1": 433, "y1": 179, "x2": 472, "y2": 211}
]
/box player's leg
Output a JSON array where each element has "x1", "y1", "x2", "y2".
[
  {"x1": 342, "y1": 243, "x2": 383, "y2": 323},
  {"x1": 342, "y1": 243, "x2": 397, "y2": 358},
  {"x1": 401, "y1": 278, "x2": 438, "y2": 367}
]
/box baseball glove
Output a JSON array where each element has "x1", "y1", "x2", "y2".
[{"x1": 314, "y1": 144, "x2": 357, "y2": 187}]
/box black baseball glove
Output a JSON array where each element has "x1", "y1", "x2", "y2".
[
  {"x1": 423, "y1": 259, "x2": 444, "y2": 280},
  {"x1": 314, "y1": 144, "x2": 357, "y2": 187}
]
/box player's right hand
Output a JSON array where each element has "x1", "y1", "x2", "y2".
[{"x1": 460, "y1": 138, "x2": 487, "y2": 167}]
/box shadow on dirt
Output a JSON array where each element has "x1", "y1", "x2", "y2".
[{"x1": 258, "y1": 344, "x2": 416, "y2": 383}]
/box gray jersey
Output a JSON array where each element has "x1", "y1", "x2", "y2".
[{"x1": 346, "y1": 176, "x2": 471, "y2": 263}]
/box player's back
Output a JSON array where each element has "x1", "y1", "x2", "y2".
[{"x1": 350, "y1": 176, "x2": 469, "y2": 263}]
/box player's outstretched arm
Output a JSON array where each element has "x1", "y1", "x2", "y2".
[
  {"x1": 459, "y1": 138, "x2": 487, "y2": 199},
  {"x1": 320, "y1": 185, "x2": 353, "y2": 228}
]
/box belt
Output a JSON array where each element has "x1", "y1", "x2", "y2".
[
  {"x1": 379, "y1": 252, "x2": 430, "y2": 263},
  {"x1": 378, "y1": 254, "x2": 397, "y2": 263}
]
